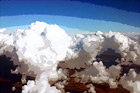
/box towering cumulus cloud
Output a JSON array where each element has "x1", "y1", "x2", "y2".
[{"x1": 0, "y1": 21, "x2": 140, "y2": 93}]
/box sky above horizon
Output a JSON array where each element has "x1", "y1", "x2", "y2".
[{"x1": 0, "y1": 0, "x2": 140, "y2": 33}]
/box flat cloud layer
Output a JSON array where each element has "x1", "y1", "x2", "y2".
[{"x1": 0, "y1": 21, "x2": 140, "y2": 93}]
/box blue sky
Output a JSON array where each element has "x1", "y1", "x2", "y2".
[{"x1": 0, "y1": 0, "x2": 140, "y2": 33}]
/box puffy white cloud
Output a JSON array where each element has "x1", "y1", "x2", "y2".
[
  {"x1": 0, "y1": 21, "x2": 140, "y2": 93},
  {"x1": 119, "y1": 69, "x2": 140, "y2": 93}
]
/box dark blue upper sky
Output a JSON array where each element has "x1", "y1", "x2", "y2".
[
  {"x1": 71, "y1": 0, "x2": 140, "y2": 13},
  {"x1": 1, "y1": 0, "x2": 140, "y2": 13}
]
